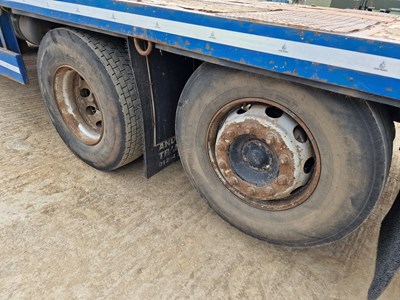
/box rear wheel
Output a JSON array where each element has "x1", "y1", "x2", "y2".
[
  {"x1": 37, "y1": 28, "x2": 143, "y2": 170},
  {"x1": 176, "y1": 63, "x2": 393, "y2": 247}
]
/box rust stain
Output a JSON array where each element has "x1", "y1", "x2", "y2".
[
  {"x1": 207, "y1": 98, "x2": 322, "y2": 212},
  {"x1": 214, "y1": 119, "x2": 297, "y2": 202}
]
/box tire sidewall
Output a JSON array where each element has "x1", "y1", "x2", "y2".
[
  {"x1": 38, "y1": 28, "x2": 126, "y2": 170},
  {"x1": 177, "y1": 64, "x2": 387, "y2": 246}
]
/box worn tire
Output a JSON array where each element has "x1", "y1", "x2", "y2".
[
  {"x1": 176, "y1": 63, "x2": 393, "y2": 247},
  {"x1": 37, "y1": 28, "x2": 143, "y2": 171}
]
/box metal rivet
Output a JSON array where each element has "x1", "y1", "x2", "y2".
[
  {"x1": 277, "y1": 175, "x2": 289, "y2": 186},
  {"x1": 228, "y1": 176, "x2": 239, "y2": 186}
]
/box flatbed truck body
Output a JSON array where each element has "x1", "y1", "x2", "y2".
[{"x1": 1, "y1": 0, "x2": 400, "y2": 103}]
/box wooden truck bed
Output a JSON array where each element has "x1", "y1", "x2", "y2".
[{"x1": 121, "y1": 0, "x2": 400, "y2": 40}]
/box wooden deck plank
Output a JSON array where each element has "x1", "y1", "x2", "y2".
[{"x1": 119, "y1": 0, "x2": 400, "y2": 40}]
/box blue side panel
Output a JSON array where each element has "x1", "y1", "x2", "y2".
[
  {"x1": 0, "y1": 8, "x2": 20, "y2": 53},
  {"x1": 0, "y1": 48, "x2": 27, "y2": 83},
  {"x1": 63, "y1": 0, "x2": 400, "y2": 59},
  {"x1": 0, "y1": 9, "x2": 27, "y2": 83},
  {"x1": 136, "y1": 31, "x2": 400, "y2": 101},
  {"x1": 0, "y1": 0, "x2": 399, "y2": 100}
]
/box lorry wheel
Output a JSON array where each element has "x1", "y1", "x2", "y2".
[
  {"x1": 37, "y1": 28, "x2": 143, "y2": 170},
  {"x1": 176, "y1": 63, "x2": 393, "y2": 247}
]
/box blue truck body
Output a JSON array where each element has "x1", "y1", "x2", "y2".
[{"x1": 0, "y1": 0, "x2": 400, "y2": 104}]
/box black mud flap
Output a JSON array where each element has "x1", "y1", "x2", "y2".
[
  {"x1": 368, "y1": 191, "x2": 400, "y2": 300},
  {"x1": 127, "y1": 39, "x2": 197, "y2": 177}
]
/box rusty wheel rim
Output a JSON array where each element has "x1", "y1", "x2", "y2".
[
  {"x1": 207, "y1": 98, "x2": 321, "y2": 211},
  {"x1": 53, "y1": 66, "x2": 103, "y2": 145}
]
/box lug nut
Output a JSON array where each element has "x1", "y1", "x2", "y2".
[
  {"x1": 265, "y1": 133, "x2": 276, "y2": 145},
  {"x1": 224, "y1": 169, "x2": 233, "y2": 176},
  {"x1": 277, "y1": 175, "x2": 289, "y2": 186},
  {"x1": 264, "y1": 186, "x2": 275, "y2": 197},
  {"x1": 279, "y1": 154, "x2": 290, "y2": 165},
  {"x1": 244, "y1": 125, "x2": 254, "y2": 135},
  {"x1": 247, "y1": 187, "x2": 256, "y2": 196},
  {"x1": 216, "y1": 142, "x2": 226, "y2": 152},
  {"x1": 218, "y1": 160, "x2": 228, "y2": 169},
  {"x1": 228, "y1": 176, "x2": 239, "y2": 186},
  {"x1": 226, "y1": 130, "x2": 235, "y2": 139}
]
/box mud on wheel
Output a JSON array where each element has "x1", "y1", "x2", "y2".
[
  {"x1": 176, "y1": 63, "x2": 393, "y2": 247},
  {"x1": 208, "y1": 99, "x2": 320, "y2": 211},
  {"x1": 53, "y1": 66, "x2": 104, "y2": 146}
]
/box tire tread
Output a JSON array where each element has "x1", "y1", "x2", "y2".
[{"x1": 68, "y1": 29, "x2": 143, "y2": 168}]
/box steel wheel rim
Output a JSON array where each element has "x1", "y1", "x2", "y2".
[
  {"x1": 207, "y1": 98, "x2": 321, "y2": 211},
  {"x1": 53, "y1": 66, "x2": 104, "y2": 145}
]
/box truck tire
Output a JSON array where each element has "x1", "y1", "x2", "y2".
[
  {"x1": 37, "y1": 28, "x2": 143, "y2": 171},
  {"x1": 176, "y1": 63, "x2": 393, "y2": 247}
]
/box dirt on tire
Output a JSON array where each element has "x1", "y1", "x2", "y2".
[{"x1": 0, "y1": 53, "x2": 399, "y2": 299}]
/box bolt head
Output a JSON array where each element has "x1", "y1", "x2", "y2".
[
  {"x1": 228, "y1": 176, "x2": 239, "y2": 186},
  {"x1": 247, "y1": 187, "x2": 256, "y2": 196},
  {"x1": 277, "y1": 175, "x2": 289, "y2": 186},
  {"x1": 265, "y1": 133, "x2": 276, "y2": 145},
  {"x1": 264, "y1": 186, "x2": 275, "y2": 197},
  {"x1": 218, "y1": 160, "x2": 228, "y2": 169},
  {"x1": 226, "y1": 130, "x2": 235, "y2": 139},
  {"x1": 279, "y1": 154, "x2": 290, "y2": 165},
  {"x1": 224, "y1": 169, "x2": 233, "y2": 177},
  {"x1": 216, "y1": 142, "x2": 226, "y2": 152},
  {"x1": 244, "y1": 125, "x2": 254, "y2": 135}
]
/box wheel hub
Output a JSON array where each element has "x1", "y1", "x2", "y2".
[
  {"x1": 229, "y1": 136, "x2": 279, "y2": 187},
  {"x1": 242, "y1": 140, "x2": 271, "y2": 170},
  {"x1": 53, "y1": 66, "x2": 103, "y2": 145},
  {"x1": 210, "y1": 101, "x2": 319, "y2": 210}
]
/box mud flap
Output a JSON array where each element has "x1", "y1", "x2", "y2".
[
  {"x1": 0, "y1": 9, "x2": 27, "y2": 83},
  {"x1": 368, "y1": 191, "x2": 400, "y2": 300},
  {"x1": 127, "y1": 38, "x2": 197, "y2": 177}
]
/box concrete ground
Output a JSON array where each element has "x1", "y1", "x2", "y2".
[{"x1": 0, "y1": 52, "x2": 399, "y2": 300}]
